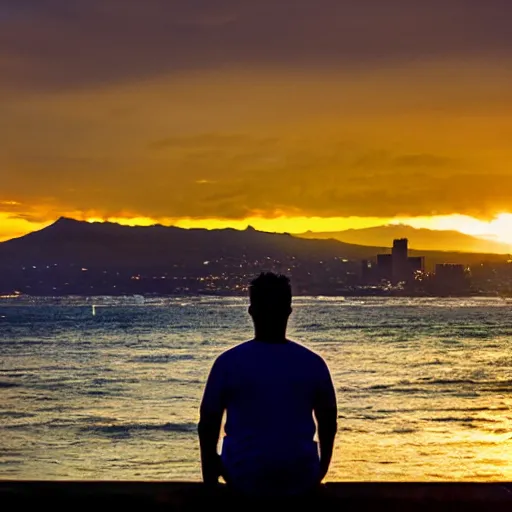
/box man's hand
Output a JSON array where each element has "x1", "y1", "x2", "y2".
[
  {"x1": 198, "y1": 409, "x2": 224, "y2": 487},
  {"x1": 316, "y1": 409, "x2": 337, "y2": 484},
  {"x1": 198, "y1": 357, "x2": 226, "y2": 487},
  {"x1": 313, "y1": 359, "x2": 338, "y2": 484},
  {"x1": 201, "y1": 452, "x2": 223, "y2": 487},
  {"x1": 318, "y1": 455, "x2": 332, "y2": 484}
]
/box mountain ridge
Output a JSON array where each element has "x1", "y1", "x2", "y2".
[
  {"x1": 0, "y1": 218, "x2": 508, "y2": 296},
  {"x1": 297, "y1": 224, "x2": 510, "y2": 254},
  {"x1": 0, "y1": 218, "x2": 508, "y2": 266}
]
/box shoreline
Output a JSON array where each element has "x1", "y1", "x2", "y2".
[
  {"x1": 1, "y1": 481, "x2": 512, "y2": 509},
  {"x1": 1, "y1": 292, "x2": 510, "y2": 302}
]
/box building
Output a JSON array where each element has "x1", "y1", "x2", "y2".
[
  {"x1": 376, "y1": 253, "x2": 393, "y2": 281},
  {"x1": 435, "y1": 263, "x2": 465, "y2": 280},
  {"x1": 392, "y1": 238, "x2": 409, "y2": 283},
  {"x1": 434, "y1": 264, "x2": 469, "y2": 294},
  {"x1": 409, "y1": 256, "x2": 425, "y2": 274},
  {"x1": 361, "y1": 260, "x2": 372, "y2": 283},
  {"x1": 373, "y1": 239, "x2": 425, "y2": 284}
]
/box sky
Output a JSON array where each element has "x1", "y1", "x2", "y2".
[{"x1": 1, "y1": 1, "x2": 512, "y2": 245}]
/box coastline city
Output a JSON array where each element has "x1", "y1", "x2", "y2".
[{"x1": 2, "y1": 224, "x2": 512, "y2": 300}]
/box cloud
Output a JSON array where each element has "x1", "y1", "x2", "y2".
[
  {"x1": 393, "y1": 154, "x2": 455, "y2": 168},
  {"x1": 147, "y1": 134, "x2": 275, "y2": 151},
  {"x1": 2, "y1": 128, "x2": 511, "y2": 221},
  {"x1": 1, "y1": 0, "x2": 512, "y2": 90},
  {"x1": 1, "y1": 2, "x2": 512, "y2": 226},
  {"x1": 0, "y1": 200, "x2": 24, "y2": 213}
]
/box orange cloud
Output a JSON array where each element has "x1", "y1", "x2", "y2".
[{"x1": 1, "y1": 1, "x2": 512, "y2": 233}]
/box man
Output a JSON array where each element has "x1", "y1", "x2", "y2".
[{"x1": 198, "y1": 272, "x2": 337, "y2": 498}]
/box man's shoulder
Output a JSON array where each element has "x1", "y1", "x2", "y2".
[
  {"x1": 287, "y1": 340, "x2": 326, "y2": 364},
  {"x1": 215, "y1": 339, "x2": 327, "y2": 369},
  {"x1": 215, "y1": 340, "x2": 254, "y2": 364}
]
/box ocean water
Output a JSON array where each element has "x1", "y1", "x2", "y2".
[{"x1": 2, "y1": 296, "x2": 512, "y2": 481}]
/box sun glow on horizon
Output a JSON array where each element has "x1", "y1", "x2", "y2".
[
  {"x1": 1, "y1": 212, "x2": 512, "y2": 252},
  {"x1": 398, "y1": 213, "x2": 512, "y2": 247},
  {"x1": 84, "y1": 213, "x2": 512, "y2": 250}
]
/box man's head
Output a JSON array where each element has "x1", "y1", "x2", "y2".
[{"x1": 249, "y1": 272, "x2": 292, "y2": 340}]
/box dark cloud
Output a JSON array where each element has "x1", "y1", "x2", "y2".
[
  {"x1": 1, "y1": 1, "x2": 512, "y2": 227},
  {"x1": 1, "y1": 0, "x2": 512, "y2": 89},
  {"x1": 0, "y1": 200, "x2": 24, "y2": 213},
  {"x1": 147, "y1": 134, "x2": 277, "y2": 151},
  {"x1": 2, "y1": 136, "x2": 510, "y2": 221},
  {"x1": 393, "y1": 154, "x2": 456, "y2": 168}
]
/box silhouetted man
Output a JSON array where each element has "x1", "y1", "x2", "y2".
[{"x1": 198, "y1": 273, "x2": 337, "y2": 499}]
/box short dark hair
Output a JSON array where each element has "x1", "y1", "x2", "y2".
[{"x1": 249, "y1": 272, "x2": 292, "y2": 311}]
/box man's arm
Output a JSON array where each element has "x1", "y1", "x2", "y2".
[
  {"x1": 198, "y1": 358, "x2": 226, "y2": 486},
  {"x1": 313, "y1": 359, "x2": 337, "y2": 482},
  {"x1": 198, "y1": 411, "x2": 223, "y2": 486}
]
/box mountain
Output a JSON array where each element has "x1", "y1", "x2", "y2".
[
  {"x1": 0, "y1": 218, "x2": 508, "y2": 296},
  {"x1": 297, "y1": 224, "x2": 511, "y2": 254},
  {"x1": 0, "y1": 217, "x2": 377, "y2": 268}
]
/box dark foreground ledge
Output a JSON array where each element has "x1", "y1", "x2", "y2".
[{"x1": 2, "y1": 481, "x2": 512, "y2": 511}]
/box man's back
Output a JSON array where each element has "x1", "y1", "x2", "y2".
[
  {"x1": 198, "y1": 273, "x2": 337, "y2": 499},
  {"x1": 201, "y1": 339, "x2": 336, "y2": 496}
]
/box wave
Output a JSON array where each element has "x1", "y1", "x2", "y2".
[
  {"x1": 0, "y1": 381, "x2": 20, "y2": 388},
  {"x1": 0, "y1": 339, "x2": 50, "y2": 346},
  {"x1": 29, "y1": 382, "x2": 71, "y2": 391},
  {"x1": 427, "y1": 417, "x2": 497, "y2": 423},
  {"x1": 90, "y1": 378, "x2": 139, "y2": 386},
  {"x1": 163, "y1": 377, "x2": 201, "y2": 384},
  {"x1": 300, "y1": 323, "x2": 325, "y2": 330},
  {"x1": 411, "y1": 360, "x2": 444, "y2": 367},
  {"x1": 0, "y1": 411, "x2": 36, "y2": 419},
  {"x1": 300, "y1": 323, "x2": 425, "y2": 331},
  {"x1": 82, "y1": 422, "x2": 197, "y2": 435},
  {"x1": 376, "y1": 406, "x2": 508, "y2": 414},
  {"x1": 0, "y1": 367, "x2": 41, "y2": 373},
  {"x1": 420, "y1": 378, "x2": 478, "y2": 385},
  {"x1": 392, "y1": 427, "x2": 418, "y2": 434},
  {"x1": 438, "y1": 330, "x2": 492, "y2": 340},
  {"x1": 367, "y1": 378, "x2": 512, "y2": 391},
  {"x1": 482, "y1": 380, "x2": 512, "y2": 391},
  {"x1": 3, "y1": 419, "x2": 76, "y2": 430},
  {"x1": 365, "y1": 385, "x2": 430, "y2": 394},
  {"x1": 130, "y1": 354, "x2": 195, "y2": 363}
]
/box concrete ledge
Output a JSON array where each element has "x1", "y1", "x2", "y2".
[{"x1": 1, "y1": 481, "x2": 512, "y2": 510}]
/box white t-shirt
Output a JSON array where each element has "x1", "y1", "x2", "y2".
[{"x1": 201, "y1": 339, "x2": 337, "y2": 497}]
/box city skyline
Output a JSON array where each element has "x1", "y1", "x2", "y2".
[
  {"x1": 2, "y1": 2, "x2": 512, "y2": 244},
  {"x1": 2, "y1": 215, "x2": 512, "y2": 254},
  {"x1": 1, "y1": 217, "x2": 510, "y2": 298}
]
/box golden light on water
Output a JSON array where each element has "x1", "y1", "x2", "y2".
[{"x1": 3, "y1": 0, "x2": 512, "y2": 487}]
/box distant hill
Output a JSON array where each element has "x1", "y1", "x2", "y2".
[
  {"x1": 0, "y1": 218, "x2": 508, "y2": 295},
  {"x1": 0, "y1": 217, "x2": 377, "y2": 268},
  {"x1": 298, "y1": 224, "x2": 511, "y2": 254},
  {"x1": 0, "y1": 218, "x2": 508, "y2": 269}
]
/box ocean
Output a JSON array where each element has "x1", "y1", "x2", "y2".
[{"x1": 1, "y1": 296, "x2": 512, "y2": 481}]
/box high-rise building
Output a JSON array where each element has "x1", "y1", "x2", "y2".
[
  {"x1": 408, "y1": 256, "x2": 425, "y2": 274},
  {"x1": 392, "y1": 238, "x2": 409, "y2": 283},
  {"x1": 376, "y1": 253, "x2": 393, "y2": 281},
  {"x1": 435, "y1": 264, "x2": 468, "y2": 294},
  {"x1": 361, "y1": 260, "x2": 371, "y2": 283},
  {"x1": 372, "y1": 238, "x2": 425, "y2": 285}
]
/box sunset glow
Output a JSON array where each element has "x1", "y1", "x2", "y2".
[
  {"x1": 2, "y1": 2, "x2": 512, "y2": 251},
  {"x1": 2, "y1": 212, "x2": 512, "y2": 254},
  {"x1": 4, "y1": 1, "x2": 512, "y2": 490}
]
